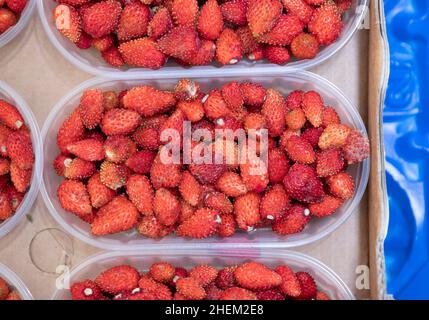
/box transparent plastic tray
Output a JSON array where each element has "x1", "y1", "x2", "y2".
[{"x1": 0, "y1": 262, "x2": 33, "y2": 300}]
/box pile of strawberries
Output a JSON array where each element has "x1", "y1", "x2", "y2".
[
  {"x1": 54, "y1": 79, "x2": 369, "y2": 239},
  {"x1": 0, "y1": 276, "x2": 21, "y2": 300},
  {"x1": 71, "y1": 261, "x2": 331, "y2": 300},
  {"x1": 0, "y1": 100, "x2": 34, "y2": 223},
  {"x1": 0, "y1": 0, "x2": 27, "y2": 35},
  {"x1": 53, "y1": 0, "x2": 351, "y2": 69}
]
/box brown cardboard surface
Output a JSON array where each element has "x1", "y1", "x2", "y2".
[{"x1": 0, "y1": 14, "x2": 372, "y2": 300}]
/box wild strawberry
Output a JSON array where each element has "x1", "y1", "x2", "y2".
[
  {"x1": 0, "y1": 158, "x2": 9, "y2": 175},
  {"x1": 301, "y1": 127, "x2": 323, "y2": 147},
  {"x1": 215, "y1": 266, "x2": 237, "y2": 289},
  {"x1": 262, "y1": 89, "x2": 286, "y2": 137},
  {"x1": 240, "y1": 82, "x2": 267, "y2": 108},
  {"x1": 81, "y1": 0, "x2": 121, "y2": 38},
  {"x1": 264, "y1": 45, "x2": 290, "y2": 65},
  {"x1": 174, "y1": 292, "x2": 188, "y2": 300},
  {"x1": 322, "y1": 106, "x2": 341, "y2": 126},
  {"x1": 148, "y1": 6, "x2": 173, "y2": 39},
  {"x1": 316, "y1": 291, "x2": 331, "y2": 300},
  {"x1": 266, "y1": 149, "x2": 289, "y2": 184},
  {"x1": 302, "y1": 91, "x2": 323, "y2": 127},
  {"x1": 9, "y1": 162, "x2": 31, "y2": 193},
  {"x1": 179, "y1": 171, "x2": 201, "y2": 206},
  {"x1": 95, "y1": 265, "x2": 140, "y2": 295},
  {"x1": 236, "y1": 26, "x2": 259, "y2": 54},
  {"x1": 132, "y1": 127, "x2": 160, "y2": 150},
  {"x1": 275, "y1": 265, "x2": 301, "y2": 297},
  {"x1": 5, "y1": 290, "x2": 21, "y2": 300},
  {"x1": 138, "y1": 276, "x2": 173, "y2": 300},
  {"x1": 57, "y1": 179, "x2": 92, "y2": 216},
  {"x1": 177, "y1": 100, "x2": 204, "y2": 123},
  {"x1": 70, "y1": 280, "x2": 102, "y2": 300},
  {"x1": 62, "y1": 157, "x2": 95, "y2": 180},
  {"x1": 234, "y1": 192, "x2": 261, "y2": 231},
  {"x1": 204, "y1": 191, "x2": 233, "y2": 214},
  {"x1": 4, "y1": 184, "x2": 24, "y2": 212},
  {"x1": 279, "y1": 129, "x2": 300, "y2": 149},
  {"x1": 171, "y1": 0, "x2": 198, "y2": 27},
  {"x1": 117, "y1": 2, "x2": 150, "y2": 41},
  {"x1": 158, "y1": 26, "x2": 199, "y2": 62},
  {"x1": 206, "y1": 284, "x2": 224, "y2": 300},
  {"x1": 308, "y1": 2, "x2": 343, "y2": 46},
  {"x1": 247, "y1": 0, "x2": 282, "y2": 37},
  {"x1": 285, "y1": 135, "x2": 316, "y2": 164},
  {"x1": 218, "y1": 213, "x2": 236, "y2": 237},
  {"x1": 291, "y1": 32, "x2": 319, "y2": 59},
  {"x1": 215, "y1": 28, "x2": 243, "y2": 65},
  {"x1": 256, "y1": 288, "x2": 285, "y2": 300},
  {"x1": 342, "y1": 130, "x2": 370, "y2": 164},
  {"x1": 244, "y1": 113, "x2": 266, "y2": 133},
  {"x1": 309, "y1": 195, "x2": 343, "y2": 217},
  {"x1": 272, "y1": 204, "x2": 311, "y2": 235},
  {"x1": 170, "y1": 267, "x2": 189, "y2": 286},
  {"x1": 221, "y1": 82, "x2": 243, "y2": 111},
  {"x1": 119, "y1": 38, "x2": 167, "y2": 69},
  {"x1": 247, "y1": 46, "x2": 265, "y2": 61},
  {"x1": 281, "y1": 0, "x2": 314, "y2": 24},
  {"x1": 101, "y1": 109, "x2": 141, "y2": 136},
  {"x1": 123, "y1": 85, "x2": 176, "y2": 117},
  {"x1": 283, "y1": 164, "x2": 324, "y2": 203},
  {"x1": 0, "y1": 192, "x2": 12, "y2": 221},
  {"x1": 87, "y1": 172, "x2": 116, "y2": 209},
  {"x1": 189, "y1": 265, "x2": 218, "y2": 287},
  {"x1": 285, "y1": 90, "x2": 303, "y2": 110},
  {"x1": 92, "y1": 35, "x2": 114, "y2": 52},
  {"x1": 176, "y1": 277, "x2": 206, "y2": 300},
  {"x1": 125, "y1": 150, "x2": 156, "y2": 175},
  {"x1": 260, "y1": 184, "x2": 290, "y2": 221},
  {"x1": 240, "y1": 150, "x2": 269, "y2": 193},
  {"x1": 235, "y1": 262, "x2": 282, "y2": 290},
  {"x1": 103, "y1": 135, "x2": 134, "y2": 163},
  {"x1": 0, "y1": 100, "x2": 23, "y2": 130},
  {"x1": 220, "y1": 287, "x2": 257, "y2": 300},
  {"x1": 150, "y1": 152, "x2": 182, "y2": 189},
  {"x1": 75, "y1": 31, "x2": 92, "y2": 49},
  {"x1": 216, "y1": 171, "x2": 247, "y2": 197},
  {"x1": 174, "y1": 79, "x2": 200, "y2": 101},
  {"x1": 258, "y1": 14, "x2": 304, "y2": 46},
  {"x1": 53, "y1": 4, "x2": 80, "y2": 43},
  {"x1": 0, "y1": 124, "x2": 11, "y2": 157},
  {"x1": 221, "y1": 0, "x2": 247, "y2": 26},
  {"x1": 57, "y1": 111, "x2": 85, "y2": 155},
  {"x1": 6, "y1": 131, "x2": 33, "y2": 170},
  {"x1": 137, "y1": 216, "x2": 166, "y2": 238},
  {"x1": 285, "y1": 108, "x2": 306, "y2": 130},
  {"x1": 66, "y1": 139, "x2": 104, "y2": 162},
  {"x1": 150, "y1": 262, "x2": 176, "y2": 283},
  {"x1": 316, "y1": 148, "x2": 344, "y2": 177},
  {"x1": 92, "y1": 195, "x2": 139, "y2": 236},
  {"x1": 198, "y1": 0, "x2": 223, "y2": 41},
  {"x1": 126, "y1": 174, "x2": 154, "y2": 216},
  {"x1": 179, "y1": 199, "x2": 195, "y2": 223},
  {"x1": 176, "y1": 207, "x2": 220, "y2": 239},
  {"x1": 159, "y1": 109, "x2": 185, "y2": 141},
  {"x1": 189, "y1": 161, "x2": 227, "y2": 185},
  {"x1": 101, "y1": 46, "x2": 125, "y2": 67},
  {"x1": 100, "y1": 161, "x2": 128, "y2": 190},
  {"x1": 326, "y1": 172, "x2": 354, "y2": 200},
  {"x1": 318, "y1": 124, "x2": 351, "y2": 149},
  {"x1": 295, "y1": 271, "x2": 317, "y2": 300},
  {"x1": 154, "y1": 188, "x2": 180, "y2": 226},
  {"x1": 5, "y1": 0, "x2": 27, "y2": 14}
]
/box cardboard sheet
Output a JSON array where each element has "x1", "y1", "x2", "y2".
[{"x1": 0, "y1": 14, "x2": 372, "y2": 300}]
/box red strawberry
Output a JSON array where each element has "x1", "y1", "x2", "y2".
[
  {"x1": 123, "y1": 85, "x2": 176, "y2": 117},
  {"x1": 256, "y1": 288, "x2": 285, "y2": 300},
  {"x1": 291, "y1": 32, "x2": 319, "y2": 59},
  {"x1": 283, "y1": 164, "x2": 324, "y2": 203},
  {"x1": 218, "y1": 213, "x2": 236, "y2": 237},
  {"x1": 0, "y1": 100, "x2": 24, "y2": 130},
  {"x1": 137, "y1": 216, "x2": 171, "y2": 238},
  {"x1": 92, "y1": 195, "x2": 139, "y2": 236},
  {"x1": 342, "y1": 130, "x2": 370, "y2": 164},
  {"x1": 81, "y1": 0, "x2": 121, "y2": 38},
  {"x1": 0, "y1": 124, "x2": 12, "y2": 157},
  {"x1": 66, "y1": 139, "x2": 104, "y2": 162},
  {"x1": 206, "y1": 284, "x2": 224, "y2": 300},
  {"x1": 174, "y1": 79, "x2": 200, "y2": 101},
  {"x1": 216, "y1": 171, "x2": 247, "y2": 197},
  {"x1": 285, "y1": 135, "x2": 316, "y2": 164},
  {"x1": 215, "y1": 266, "x2": 237, "y2": 289},
  {"x1": 197, "y1": 0, "x2": 223, "y2": 41},
  {"x1": 272, "y1": 204, "x2": 311, "y2": 235},
  {"x1": 244, "y1": 113, "x2": 266, "y2": 132},
  {"x1": 70, "y1": 280, "x2": 101, "y2": 300},
  {"x1": 57, "y1": 179, "x2": 92, "y2": 217},
  {"x1": 285, "y1": 108, "x2": 306, "y2": 130},
  {"x1": 154, "y1": 188, "x2": 180, "y2": 226},
  {"x1": 176, "y1": 207, "x2": 220, "y2": 238},
  {"x1": 247, "y1": 0, "x2": 283, "y2": 37},
  {"x1": 132, "y1": 127, "x2": 160, "y2": 150},
  {"x1": 264, "y1": 45, "x2": 290, "y2": 65},
  {"x1": 0, "y1": 192, "x2": 12, "y2": 221},
  {"x1": 295, "y1": 271, "x2": 317, "y2": 300},
  {"x1": 285, "y1": 90, "x2": 303, "y2": 110},
  {"x1": 275, "y1": 265, "x2": 301, "y2": 297},
  {"x1": 316, "y1": 148, "x2": 344, "y2": 177},
  {"x1": 179, "y1": 200, "x2": 195, "y2": 223},
  {"x1": 95, "y1": 265, "x2": 140, "y2": 295},
  {"x1": 117, "y1": 2, "x2": 150, "y2": 41},
  {"x1": 221, "y1": 82, "x2": 243, "y2": 110},
  {"x1": 158, "y1": 26, "x2": 200, "y2": 61},
  {"x1": 240, "y1": 150, "x2": 269, "y2": 193},
  {"x1": 119, "y1": 38, "x2": 167, "y2": 69},
  {"x1": 126, "y1": 174, "x2": 154, "y2": 215},
  {"x1": 308, "y1": 2, "x2": 343, "y2": 46},
  {"x1": 318, "y1": 124, "x2": 351, "y2": 149},
  {"x1": 138, "y1": 276, "x2": 173, "y2": 300},
  {"x1": 5, "y1": 0, "x2": 27, "y2": 14},
  {"x1": 266, "y1": 149, "x2": 289, "y2": 184},
  {"x1": 125, "y1": 150, "x2": 156, "y2": 174},
  {"x1": 171, "y1": 267, "x2": 189, "y2": 286},
  {"x1": 150, "y1": 151, "x2": 182, "y2": 189},
  {"x1": 236, "y1": 26, "x2": 259, "y2": 54},
  {"x1": 322, "y1": 106, "x2": 341, "y2": 126},
  {"x1": 9, "y1": 162, "x2": 31, "y2": 193},
  {"x1": 101, "y1": 109, "x2": 141, "y2": 136},
  {"x1": 221, "y1": 0, "x2": 247, "y2": 26},
  {"x1": 309, "y1": 195, "x2": 343, "y2": 217},
  {"x1": 302, "y1": 91, "x2": 324, "y2": 127},
  {"x1": 258, "y1": 14, "x2": 304, "y2": 46},
  {"x1": 203, "y1": 90, "x2": 230, "y2": 119},
  {"x1": 235, "y1": 262, "x2": 282, "y2": 290},
  {"x1": 247, "y1": 46, "x2": 265, "y2": 61},
  {"x1": 262, "y1": 89, "x2": 286, "y2": 137},
  {"x1": 150, "y1": 262, "x2": 176, "y2": 283},
  {"x1": 326, "y1": 172, "x2": 354, "y2": 200},
  {"x1": 282, "y1": 0, "x2": 313, "y2": 24},
  {"x1": 234, "y1": 192, "x2": 261, "y2": 231},
  {"x1": 316, "y1": 291, "x2": 331, "y2": 300},
  {"x1": 301, "y1": 127, "x2": 323, "y2": 148},
  {"x1": 185, "y1": 39, "x2": 216, "y2": 65},
  {"x1": 215, "y1": 28, "x2": 243, "y2": 65},
  {"x1": 101, "y1": 46, "x2": 125, "y2": 67},
  {"x1": 104, "y1": 135, "x2": 134, "y2": 163},
  {"x1": 99, "y1": 161, "x2": 128, "y2": 190},
  {"x1": 87, "y1": 172, "x2": 116, "y2": 209},
  {"x1": 260, "y1": 184, "x2": 290, "y2": 221},
  {"x1": 63, "y1": 157, "x2": 95, "y2": 180},
  {"x1": 148, "y1": 6, "x2": 173, "y2": 39},
  {"x1": 176, "y1": 277, "x2": 206, "y2": 300},
  {"x1": 220, "y1": 287, "x2": 257, "y2": 300},
  {"x1": 6, "y1": 131, "x2": 33, "y2": 170},
  {"x1": 75, "y1": 31, "x2": 92, "y2": 49},
  {"x1": 189, "y1": 161, "x2": 227, "y2": 185},
  {"x1": 171, "y1": 0, "x2": 198, "y2": 27},
  {"x1": 240, "y1": 82, "x2": 267, "y2": 108},
  {"x1": 53, "y1": 4, "x2": 81, "y2": 43},
  {"x1": 92, "y1": 35, "x2": 114, "y2": 52},
  {"x1": 189, "y1": 265, "x2": 218, "y2": 287},
  {"x1": 177, "y1": 100, "x2": 205, "y2": 122},
  {"x1": 4, "y1": 184, "x2": 23, "y2": 212},
  {"x1": 0, "y1": 158, "x2": 9, "y2": 175},
  {"x1": 179, "y1": 171, "x2": 201, "y2": 206},
  {"x1": 204, "y1": 191, "x2": 233, "y2": 214},
  {"x1": 279, "y1": 129, "x2": 300, "y2": 149}
]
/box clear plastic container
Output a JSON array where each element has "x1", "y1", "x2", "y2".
[
  {"x1": 37, "y1": 0, "x2": 368, "y2": 79},
  {"x1": 0, "y1": 0, "x2": 36, "y2": 49},
  {"x1": 0, "y1": 262, "x2": 33, "y2": 299},
  {"x1": 51, "y1": 250, "x2": 355, "y2": 300},
  {"x1": 0, "y1": 81, "x2": 43, "y2": 239},
  {"x1": 40, "y1": 71, "x2": 369, "y2": 251}
]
